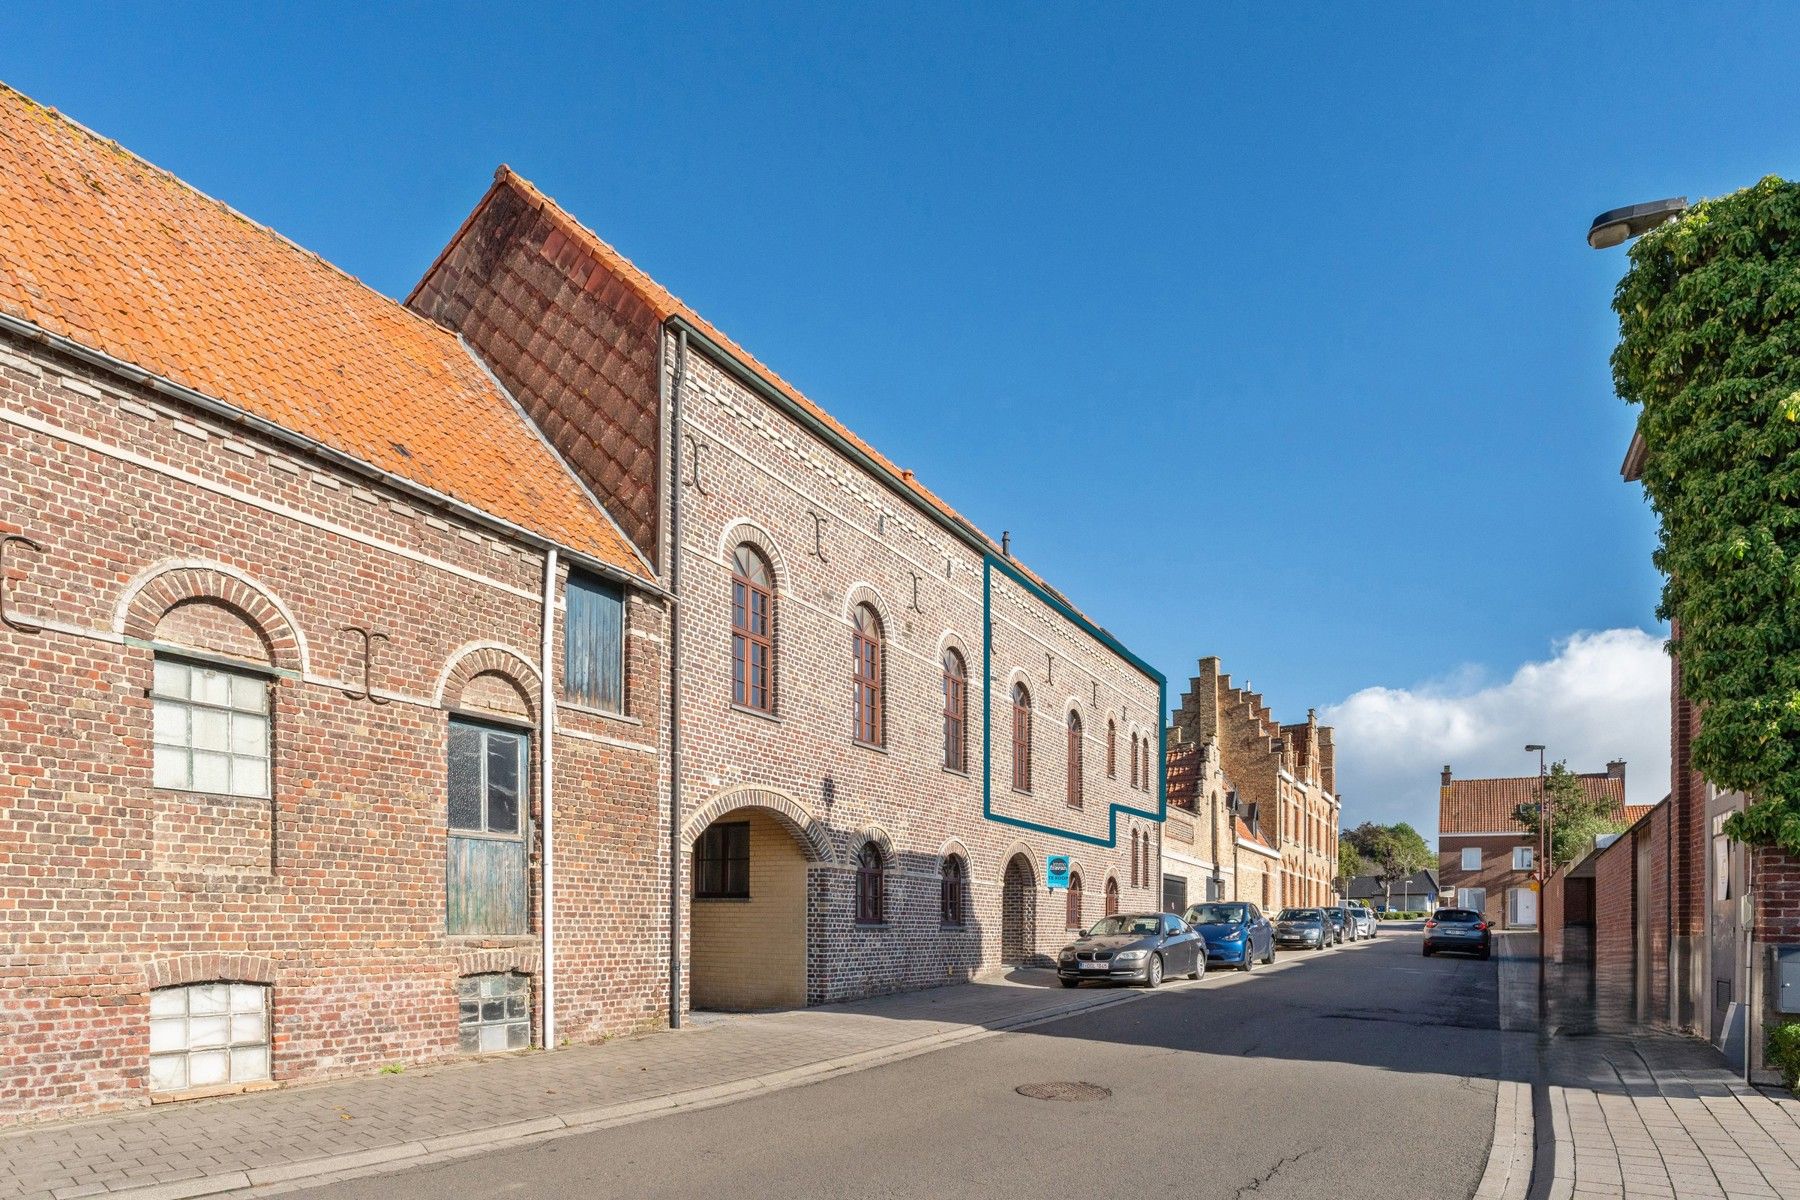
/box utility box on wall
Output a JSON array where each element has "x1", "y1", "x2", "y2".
[{"x1": 1777, "y1": 945, "x2": 1800, "y2": 1015}]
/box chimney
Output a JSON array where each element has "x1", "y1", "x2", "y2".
[
  {"x1": 1001, "y1": 530, "x2": 1012, "y2": 558},
  {"x1": 1606, "y1": 759, "x2": 1626, "y2": 781},
  {"x1": 1441, "y1": 764, "x2": 1453, "y2": 787}
]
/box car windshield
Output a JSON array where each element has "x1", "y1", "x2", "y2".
[
  {"x1": 1087, "y1": 915, "x2": 1162, "y2": 937},
  {"x1": 1185, "y1": 904, "x2": 1248, "y2": 925},
  {"x1": 1435, "y1": 909, "x2": 1480, "y2": 923},
  {"x1": 1276, "y1": 909, "x2": 1320, "y2": 922}
]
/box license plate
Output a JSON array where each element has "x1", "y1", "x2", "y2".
[{"x1": 1081, "y1": 960, "x2": 1109, "y2": 971}]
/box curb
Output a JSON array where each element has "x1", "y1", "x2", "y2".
[
  {"x1": 94, "y1": 983, "x2": 1163, "y2": 1200},
  {"x1": 1473, "y1": 1079, "x2": 1534, "y2": 1200}
]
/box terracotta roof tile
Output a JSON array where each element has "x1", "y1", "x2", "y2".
[
  {"x1": 0, "y1": 85, "x2": 647, "y2": 579},
  {"x1": 1235, "y1": 813, "x2": 1275, "y2": 851},
  {"x1": 1438, "y1": 772, "x2": 1629, "y2": 834}
]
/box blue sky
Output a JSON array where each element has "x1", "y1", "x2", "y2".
[{"x1": 5, "y1": 3, "x2": 1792, "y2": 828}]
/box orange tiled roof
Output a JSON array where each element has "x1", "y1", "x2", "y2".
[
  {"x1": 0, "y1": 85, "x2": 647, "y2": 579},
  {"x1": 1234, "y1": 812, "x2": 1275, "y2": 851},
  {"x1": 1623, "y1": 803, "x2": 1658, "y2": 826},
  {"x1": 445, "y1": 168, "x2": 1076, "y2": 607},
  {"x1": 1439, "y1": 772, "x2": 1628, "y2": 834}
]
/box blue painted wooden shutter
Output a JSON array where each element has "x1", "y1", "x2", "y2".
[{"x1": 564, "y1": 571, "x2": 623, "y2": 711}]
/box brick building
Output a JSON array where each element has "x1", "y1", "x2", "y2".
[
  {"x1": 409, "y1": 169, "x2": 1164, "y2": 1009},
  {"x1": 1436, "y1": 763, "x2": 1644, "y2": 929},
  {"x1": 0, "y1": 88, "x2": 670, "y2": 1124},
  {"x1": 1163, "y1": 658, "x2": 1339, "y2": 911}
]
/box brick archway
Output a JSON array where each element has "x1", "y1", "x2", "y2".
[
  {"x1": 143, "y1": 953, "x2": 278, "y2": 991},
  {"x1": 682, "y1": 784, "x2": 832, "y2": 863},
  {"x1": 1001, "y1": 852, "x2": 1038, "y2": 966},
  {"x1": 436, "y1": 643, "x2": 541, "y2": 724},
  {"x1": 117, "y1": 561, "x2": 306, "y2": 673}
]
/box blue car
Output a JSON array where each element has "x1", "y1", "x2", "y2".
[{"x1": 1182, "y1": 901, "x2": 1275, "y2": 971}]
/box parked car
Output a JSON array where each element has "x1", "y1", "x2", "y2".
[
  {"x1": 1273, "y1": 907, "x2": 1329, "y2": 950},
  {"x1": 1421, "y1": 908, "x2": 1492, "y2": 959},
  {"x1": 1183, "y1": 901, "x2": 1275, "y2": 971},
  {"x1": 1348, "y1": 904, "x2": 1378, "y2": 938},
  {"x1": 1057, "y1": 911, "x2": 1206, "y2": 988},
  {"x1": 1322, "y1": 906, "x2": 1349, "y2": 944}
]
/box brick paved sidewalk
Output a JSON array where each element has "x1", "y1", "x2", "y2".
[
  {"x1": 0, "y1": 970, "x2": 1158, "y2": 1200},
  {"x1": 1494, "y1": 935, "x2": 1800, "y2": 1199}
]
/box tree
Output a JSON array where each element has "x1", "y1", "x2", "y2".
[
  {"x1": 1343, "y1": 821, "x2": 1432, "y2": 905},
  {"x1": 1511, "y1": 760, "x2": 1625, "y2": 869},
  {"x1": 1338, "y1": 839, "x2": 1370, "y2": 890},
  {"x1": 1612, "y1": 177, "x2": 1800, "y2": 855}
]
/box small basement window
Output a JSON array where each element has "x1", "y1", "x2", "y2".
[
  {"x1": 458, "y1": 973, "x2": 530, "y2": 1053},
  {"x1": 148, "y1": 982, "x2": 270, "y2": 1093}
]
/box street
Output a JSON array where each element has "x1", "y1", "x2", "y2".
[{"x1": 288, "y1": 930, "x2": 1501, "y2": 1200}]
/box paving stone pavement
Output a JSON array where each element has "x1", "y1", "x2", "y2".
[{"x1": 0, "y1": 970, "x2": 1156, "y2": 1200}]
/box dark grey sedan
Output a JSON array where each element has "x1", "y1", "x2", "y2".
[
  {"x1": 1057, "y1": 912, "x2": 1205, "y2": 988},
  {"x1": 1273, "y1": 907, "x2": 1329, "y2": 949}
]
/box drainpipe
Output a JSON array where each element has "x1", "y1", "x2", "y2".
[
  {"x1": 540, "y1": 547, "x2": 558, "y2": 1050},
  {"x1": 666, "y1": 329, "x2": 688, "y2": 1029}
]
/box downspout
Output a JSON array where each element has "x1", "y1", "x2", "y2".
[
  {"x1": 666, "y1": 329, "x2": 687, "y2": 1030},
  {"x1": 540, "y1": 547, "x2": 558, "y2": 1050}
]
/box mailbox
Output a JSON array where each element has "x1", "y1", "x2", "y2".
[{"x1": 1779, "y1": 946, "x2": 1800, "y2": 1015}]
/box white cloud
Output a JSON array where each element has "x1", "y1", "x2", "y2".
[{"x1": 1320, "y1": 629, "x2": 1671, "y2": 841}]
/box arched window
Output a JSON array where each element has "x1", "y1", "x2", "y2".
[
  {"x1": 1010, "y1": 682, "x2": 1032, "y2": 791},
  {"x1": 730, "y1": 546, "x2": 774, "y2": 713},
  {"x1": 1143, "y1": 732, "x2": 1155, "y2": 792},
  {"x1": 941, "y1": 648, "x2": 967, "y2": 772},
  {"x1": 1065, "y1": 870, "x2": 1084, "y2": 929},
  {"x1": 1066, "y1": 710, "x2": 1084, "y2": 809},
  {"x1": 1130, "y1": 732, "x2": 1139, "y2": 789},
  {"x1": 852, "y1": 604, "x2": 883, "y2": 746},
  {"x1": 940, "y1": 854, "x2": 966, "y2": 926},
  {"x1": 1130, "y1": 830, "x2": 1140, "y2": 887},
  {"x1": 1105, "y1": 876, "x2": 1120, "y2": 916},
  {"x1": 1106, "y1": 719, "x2": 1116, "y2": 778},
  {"x1": 856, "y1": 841, "x2": 885, "y2": 924}
]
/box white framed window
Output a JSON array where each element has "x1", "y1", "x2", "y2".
[
  {"x1": 1512, "y1": 846, "x2": 1534, "y2": 872},
  {"x1": 458, "y1": 973, "x2": 530, "y2": 1052},
  {"x1": 148, "y1": 982, "x2": 270, "y2": 1093},
  {"x1": 1460, "y1": 847, "x2": 1481, "y2": 871},
  {"x1": 152, "y1": 656, "x2": 270, "y2": 797}
]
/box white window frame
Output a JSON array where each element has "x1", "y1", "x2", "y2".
[
  {"x1": 148, "y1": 982, "x2": 271, "y2": 1093},
  {"x1": 1512, "y1": 846, "x2": 1534, "y2": 872},
  {"x1": 1460, "y1": 847, "x2": 1481, "y2": 871},
  {"x1": 151, "y1": 655, "x2": 271, "y2": 798}
]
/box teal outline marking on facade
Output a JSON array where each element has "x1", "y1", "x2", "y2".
[{"x1": 981, "y1": 554, "x2": 1165, "y2": 847}]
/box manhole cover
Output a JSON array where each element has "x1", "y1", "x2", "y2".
[{"x1": 1015, "y1": 1081, "x2": 1111, "y2": 1102}]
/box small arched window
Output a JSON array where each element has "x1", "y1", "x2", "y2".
[
  {"x1": 1130, "y1": 732, "x2": 1139, "y2": 790},
  {"x1": 1065, "y1": 870, "x2": 1084, "y2": 930},
  {"x1": 856, "y1": 841, "x2": 885, "y2": 924},
  {"x1": 1105, "y1": 876, "x2": 1120, "y2": 916},
  {"x1": 941, "y1": 648, "x2": 967, "y2": 772},
  {"x1": 1106, "y1": 719, "x2": 1116, "y2": 779},
  {"x1": 1130, "y1": 830, "x2": 1141, "y2": 887},
  {"x1": 1011, "y1": 682, "x2": 1032, "y2": 792},
  {"x1": 1066, "y1": 710, "x2": 1084, "y2": 809},
  {"x1": 852, "y1": 604, "x2": 884, "y2": 746},
  {"x1": 731, "y1": 546, "x2": 774, "y2": 713},
  {"x1": 940, "y1": 854, "x2": 966, "y2": 927}
]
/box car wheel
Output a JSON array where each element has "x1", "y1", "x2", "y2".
[
  {"x1": 1264, "y1": 942, "x2": 1276, "y2": 964},
  {"x1": 1060, "y1": 977, "x2": 1080, "y2": 988},
  {"x1": 1240, "y1": 946, "x2": 1254, "y2": 973},
  {"x1": 1190, "y1": 952, "x2": 1205, "y2": 981},
  {"x1": 1144, "y1": 954, "x2": 1163, "y2": 988},
  {"x1": 1422, "y1": 945, "x2": 1433, "y2": 957}
]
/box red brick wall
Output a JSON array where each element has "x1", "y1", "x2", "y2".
[
  {"x1": 0, "y1": 332, "x2": 667, "y2": 1125},
  {"x1": 1592, "y1": 831, "x2": 1638, "y2": 1022},
  {"x1": 1437, "y1": 834, "x2": 1534, "y2": 925},
  {"x1": 1542, "y1": 870, "x2": 1565, "y2": 962},
  {"x1": 1754, "y1": 846, "x2": 1800, "y2": 945}
]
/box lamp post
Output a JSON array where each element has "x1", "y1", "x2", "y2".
[
  {"x1": 1585, "y1": 197, "x2": 1688, "y2": 249},
  {"x1": 1526, "y1": 743, "x2": 1548, "y2": 1025}
]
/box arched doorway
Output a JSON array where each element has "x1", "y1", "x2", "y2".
[
  {"x1": 1001, "y1": 853, "x2": 1037, "y2": 965},
  {"x1": 683, "y1": 786, "x2": 830, "y2": 1011}
]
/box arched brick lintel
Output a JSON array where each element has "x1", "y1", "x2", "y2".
[
  {"x1": 143, "y1": 953, "x2": 278, "y2": 991},
  {"x1": 455, "y1": 947, "x2": 540, "y2": 978},
  {"x1": 437, "y1": 642, "x2": 542, "y2": 725},
  {"x1": 683, "y1": 784, "x2": 834, "y2": 864},
  {"x1": 117, "y1": 561, "x2": 307, "y2": 674}
]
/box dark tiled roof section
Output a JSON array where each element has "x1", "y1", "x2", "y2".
[
  {"x1": 0, "y1": 85, "x2": 647, "y2": 578},
  {"x1": 1439, "y1": 773, "x2": 1628, "y2": 834}
]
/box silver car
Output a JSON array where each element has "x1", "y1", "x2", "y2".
[
  {"x1": 1057, "y1": 911, "x2": 1206, "y2": 988},
  {"x1": 1348, "y1": 904, "x2": 1378, "y2": 939}
]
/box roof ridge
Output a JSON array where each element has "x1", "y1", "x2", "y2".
[{"x1": 0, "y1": 81, "x2": 468, "y2": 348}]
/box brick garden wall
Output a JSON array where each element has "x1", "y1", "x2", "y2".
[
  {"x1": 0, "y1": 331, "x2": 667, "y2": 1125},
  {"x1": 1592, "y1": 830, "x2": 1639, "y2": 1025}
]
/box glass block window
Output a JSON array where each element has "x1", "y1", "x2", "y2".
[
  {"x1": 458, "y1": 973, "x2": 530, "y2": 1053},
  {"x1": 152, "y1": 656, "x2": 270, "y2": 797},
  {"x1": 148, "y1": 982, "x2": 270, "y2": 1093}
]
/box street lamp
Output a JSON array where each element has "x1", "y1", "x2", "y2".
[
  {"x1": 1526, "y1": 744, "x2": 1548, "y2": 1025},
  {"x1": 1586, "y1": 197, "x2": 1688, "y2": 249}
]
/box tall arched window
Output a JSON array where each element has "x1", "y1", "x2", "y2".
[
  {"x1": 1130, "y1": 830, "x2": 1141, "y2": 887},
  {"x1": 1105, "y1": 876, "x2": 1120, "y2": 916},
  {"x1": 1130, "y1": 732, "x2": 1139, "y2": 789},
  {"x1": 1066, "y1": 710, "x2": 1083, "y2": 808},
  {"x1": 1143, "y1": 732, "x2": 1155, "y2": 792},
  {"x1": 1010, "y1": 682, "x2": 1032, "y2": 791},
  {"x1": 941, "y1": 647, "x2": 967, "y2": 772},
  {"x1": 730, "y1": 545, "x2": 774, "y2": 713},
  {"x1": 940, "y1": 854, "x2": 966, "y2": 926},
  {"x1": 1065, "y1": 870, "x2": 1084, "y2": 929},
  {"x1": 852, "y1": 604, "x2": 883, "y2": 746},
  {"x1": 856, "y1": 841, "x2": 885, "y2": 924},
  {"x1": 1106, "y1": 719, "x2": 1116, "y2": 778}
]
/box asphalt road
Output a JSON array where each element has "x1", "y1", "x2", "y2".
[{"x1": 291, "y1": 929, "x2": 1501, "y2": 1200}]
